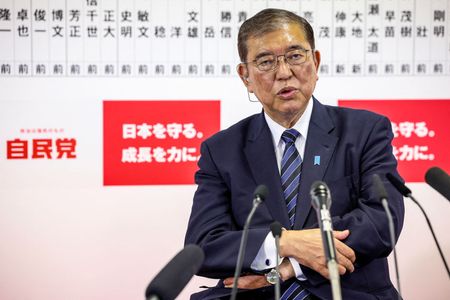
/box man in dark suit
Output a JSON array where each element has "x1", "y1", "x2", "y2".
[{"x1": 185, "y1": 8, "x2": 404, "y2": 300}]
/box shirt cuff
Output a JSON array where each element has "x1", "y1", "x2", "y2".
[
  {"x1": 250, "y1": 232, "x2": 307, "y2": 281},
  {"x1": 288, "y1": 257, "x2": 307, "y2": 281},
  {"x1": 250, "y1": 232, "x2": 277, "y2": 270}
]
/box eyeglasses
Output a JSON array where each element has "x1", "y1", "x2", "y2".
[{"x1": 244, "y1": 48, "x2": 313, "y2": 72}]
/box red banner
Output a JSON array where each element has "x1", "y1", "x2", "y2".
[
  {"x1": 103, "y1": 100, "x2": 220, "y2": 185},
  {"x1": 338, "y1": 100, "x2": 450, "y2": 182}
]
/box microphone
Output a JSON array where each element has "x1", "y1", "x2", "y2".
[
  {"x1": 270, "y1": 221, "x2": 283, "y2": 238},
  {"x1": 425, "y1": 167, "x2": 450, "y2": 201},
  {"x1": 270, "y1": 221, "x2": 283, "y2": 300},
  {"x1": 310, "y1": 181, "x2": 342, "y2": 300},
  {"x1": 385, "y1": 173, "x2": 411, "y2": 197},
  {"x1": 145, "y1": 244, "x2": 204, "y2": 300},
  {"x1": 230, "y1": 185, "x2": 268, "y2": 300},
  {"x1": 386, "y1": 173, "x2": 450, "y2": 278},
  {"x1": 372, "y1": 174, "x2": 401, "y2": 300}
]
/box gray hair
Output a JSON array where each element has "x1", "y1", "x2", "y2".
[{"x1": 237, "y1": 8, "x2": 315, "y2": 62}]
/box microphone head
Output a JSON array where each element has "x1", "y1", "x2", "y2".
[
  {"x1": 310, "y1": 181, "x2": 331, "y2": 210},
  {"x1": 145, "y1": 244, "x2": 204, "y2": 300},
  {"x1": 425, "y1": 167, "x2": 450, "y2": 201},
  {"x1": 270, "y1": 221, "x2": 283, "y2": 238},
  {"x1": 372, "y1": 174, "x2": 388, "y2": 201},
  {"x1": 386, "y1": 173, "x2": 411, "y2": 197},
  {"x1": 254, "y1": 184, "x2": 269, "y2": 202}
]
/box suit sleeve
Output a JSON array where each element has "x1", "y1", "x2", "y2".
[
  {"x1": 333, "y1": 116, "x2": 404, "y2": 262},
  {"x1": 303, "y1": 115, "x2": 405, "y2": 284},
  {"x1": 184, "y1": 141, "x2": 270, "y2": 279}
]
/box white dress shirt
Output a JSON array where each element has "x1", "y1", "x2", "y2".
[{"x1": 250, "y1": 98, "x2": 314, "y2": 280}]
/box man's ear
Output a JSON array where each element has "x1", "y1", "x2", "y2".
[
  {"x1": 313, "y1": 50, "x2": 321, "y2": 73},
  {"x1": 237, "y1": 63, "x2": 253, "y2": 92}
]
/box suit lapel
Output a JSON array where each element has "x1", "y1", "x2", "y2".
[
  {"x1": 244, "y1": 113, "x2": 291, "y2": 228},
  {"x1": 294, "y1": 98, "x2": 338, "y2": 229}
]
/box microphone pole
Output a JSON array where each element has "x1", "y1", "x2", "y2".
[
  {"x1": 386, "y1": 173, "x2": 450, "y2": 278},
  {"x1": 270, "y1": 221, "x2": 283, "y2": 300},
  {"x1": 372, "y1": 174, "x2": 401, "y2": 300},
  {"x1": 310, "y1": 181, "x2": 342, "y2": 300},
  {"x1": 230, "y1": 185, "x2": 268, "y2": 300}
]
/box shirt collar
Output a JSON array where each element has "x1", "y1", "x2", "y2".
[{"x1": 264, "y1": 98, "x2": 314, "y2": 146}]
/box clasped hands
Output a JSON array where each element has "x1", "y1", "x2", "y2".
[{"x1": 224, "y1": 229, "x2": 356, "y2": 290}]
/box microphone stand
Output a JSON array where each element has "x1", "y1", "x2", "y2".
[
  {"x1": 328, "y1": 259, "x2": 341, "y2": 300},
  {"x1": 320, "y1": 207, "x2": 342, "y2": 300},
  {"x1": 407, "y1": 193, "x2": 450, "y2": 277},
  {"x1": 230, "y1": 196, "x2": 263, "y2": 300},
  {"x1": 374, "y1": 174, "x2": 402, "y2": 300},
  {"x1": 310, "y1": 181, "x2": 342, "y2": 300},
  {"x1": 274, "y1": 234, "x2": 281, "y2": 300},
  {"x1": 386, "y1": 172, "x2": 450, "y2": 278},
  {"x1": 270, "y1": 221, "x2": 283, "y2": 300},
  {"x1": 380, "y1": 198, "x2": 402, "y2": 300}
]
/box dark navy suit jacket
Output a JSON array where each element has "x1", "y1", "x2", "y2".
[{"x1": 185, "y1": 98, "x2": 404, "y2": 299}]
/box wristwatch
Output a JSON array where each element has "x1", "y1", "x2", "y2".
[{"x1": 265, "y1": 268, "x2": 281, "y2": 285}]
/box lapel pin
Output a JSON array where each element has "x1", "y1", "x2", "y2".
[{"x1": 314, "y1": 155, "x2": 321, "y2": 166}]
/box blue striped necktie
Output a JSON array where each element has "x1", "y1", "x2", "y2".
[
  {"x1": 280, "y1": 129, "x2": 311, "y2": 300},
  {"x1": 280, "y1": 128, "x2": 302, "y2": 228}
]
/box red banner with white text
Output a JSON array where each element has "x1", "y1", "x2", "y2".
[
  {"x1": 338, "y1": 99, "x2": 450, "y2": 182},
  {"x1": 103, "y1": 100, "x2": 220, "y2": 185}
]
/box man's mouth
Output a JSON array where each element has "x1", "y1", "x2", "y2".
[{"x1": 277, "y1": 87, "x2": 298, "y2": 99}]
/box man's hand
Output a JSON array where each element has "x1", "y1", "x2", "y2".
[
  {"x1": 279, "y1": 229, "x2": 356, "y2": 279},
  {"x1": 223, "y1": 258, "x2": 296, "y2": 289}
]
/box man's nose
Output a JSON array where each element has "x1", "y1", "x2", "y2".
[{"x1": 276, "y1": 56, "x2": 293, "y2": 80}]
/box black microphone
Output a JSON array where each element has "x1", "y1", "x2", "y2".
[
  {"x1": 230, "y1": 185, "x2": 268, "y2": 300},
  {"x1": 425, "y1": 167, "x2": 450, "y2": 201},
  {"x1": 386, "y1": 173, "x2": 450, "y2": 278},
  {"x1": 270, "y1": 221, "x2": 282, "y2": 238},
  {"x1": 254, "y1": 184, "x2": 268, "y2": 204},
  {"x1": 385, "y1": 173, "x2": 412, "y2": 197},
  {"x1": 310, "y1": 181, "x2": 335, "y2": 263},
  {"x1": 270, "y1": 221, "x2": 283, "y2": 300},
  {"x1": 310, "y1": 181, "x2": 342, "y2": 300},
  {"x1": 372, "y1": 174, "x2": 401, "y2": 300},
  {"x1": 145, "y1": 244, "x2": 204, "y2": 300}
]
